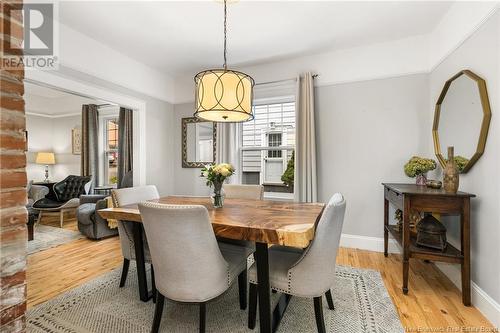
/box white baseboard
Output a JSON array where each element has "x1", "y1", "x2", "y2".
[
  {"x1": 340, "y1": 233, "x2": 500, "y2": 328},
  {"x1": 434, "y1": 262, "x2": 500, "y2": 328},
  {"x1": 340, "y1": 232, "x2": 401, "y2": 254}
]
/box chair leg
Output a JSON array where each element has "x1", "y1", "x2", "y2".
[
  {"x1": 119, "y1": 259, "x2": 130, "y2": 288},
  {"x1": 59, "y1": 210, "x2": 64, "y2": 228},
  {"x1": 199, "y1": 302, "x2": 206, "y2": 333},
  {"x1": 36, "y1": 211, "x2": 43, "y2": 227},
  {"x1": 151, "y1": 265, "x2": 157, "y2": 303},
  {"x1": 151, "y1": 292, "x2": 165, "y2": 333},
  {"x1": 238, "y1": 269, "x2": 247, "y2": 310},
  {"x1": 313, "y1": 296, "x2": 326, "y2": 333},
  {"x1": 248, "y1": 282, "x2": 258, "y2": 329},
  {"x1": 325, "y1": 289, "x2": 335, "y2": 310}
]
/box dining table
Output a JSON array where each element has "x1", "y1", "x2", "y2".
[{"x1": 98, "y1": 196, "x2": 325, "y2": 333}]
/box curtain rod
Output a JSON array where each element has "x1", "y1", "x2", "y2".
[{"x1": 255, "y1": 74, "x2": 319, "y2": 86}]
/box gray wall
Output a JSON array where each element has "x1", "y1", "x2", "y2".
[
  {"x1": 26, "y1": 114, "x2": 81, "y2": 182},
  {"x1": 428, "y1": 12, "x2": 500, "y2": 305},
  {"x1": 315, "y1": 74, "x2": 430, "y2": 238}
]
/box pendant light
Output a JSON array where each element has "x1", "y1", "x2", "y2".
[{"x1": 194, "y1": 0, "x2": 254, "y2": 122}]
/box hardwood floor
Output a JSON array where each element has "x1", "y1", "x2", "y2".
[
  {"x1": 27, "y1": 218, "x2": 494, "y2": 330},
  {"x1": 27, "y1": 214, "x2": 122, "y2": 308}
]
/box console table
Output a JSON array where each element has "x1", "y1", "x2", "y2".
[{"x1": 382, "y1": 183, "x2": 475, "y2": 305}]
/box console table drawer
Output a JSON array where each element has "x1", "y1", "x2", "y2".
[{"x1": 385, "y1": 187, "x2": 403, "y2": 209}]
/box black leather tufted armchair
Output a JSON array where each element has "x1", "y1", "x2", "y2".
[{"x1": 33, "y1": 175, "x2": 92, "y2": 228}]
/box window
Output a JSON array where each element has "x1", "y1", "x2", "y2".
[
  {"x1": 267, "y1": 133, "x2": 282, "y2": 158},
  {"x1": 104, "y1": 118, "x2": 119, "y2": 186},
  {"x1": 240, "y1": 100, "x2": 295, "y2": 198}
]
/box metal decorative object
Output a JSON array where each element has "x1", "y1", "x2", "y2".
[
  {"x1": 194, "y1": 0, "x2": 254, "y2": 123},
  {"x1": 416, "y1": 215, "x2": 447, "y2": 251},
  {"x1": 426, "y1": 179, "x2": 442, "y2": 189},
  {"x1": 443, "y1": 146, "x2": 459, "y2": 193}
]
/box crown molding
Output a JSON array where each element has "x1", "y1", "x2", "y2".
[{"x1": 26, "y1": 111, "x2": 81, "y2": 118}]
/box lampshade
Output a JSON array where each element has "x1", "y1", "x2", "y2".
[
  {"x1": 194, "y1": 69, "x2": 254, "y2": 122},
  {"x1": 36, "y1": 152, "x2": 55, "y2": 165}
]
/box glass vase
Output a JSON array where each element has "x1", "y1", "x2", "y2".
[
  {"x1": 416, "y1": 173, "x2": 427, "y2": 186},
  {"x1": 212, "y1": 181, "x2": 224, "y2": 208}
]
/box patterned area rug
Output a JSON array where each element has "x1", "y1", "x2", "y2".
[
  {"x1": 27, "y1": 264, "x2": 403, "y2": 332},
  {"x1": 28, "y1": 225, "x2": 84, "y2": 255}
]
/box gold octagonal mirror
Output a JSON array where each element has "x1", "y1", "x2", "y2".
[{"x1": 433, "y1": 70, "x2": 492, "y2": 173}]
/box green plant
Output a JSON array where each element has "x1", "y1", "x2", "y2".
[
  {"x1": 281, "y1": 151, "x2": 294, "y2": 187},
  {"x1": 110, "y1": 176, "x2": 118, "y2": 184},
  {"x1": 404, "y1": 156, "x2": 436, "y2": 178},
  {"x1": 447, "y1": 155, "x2": 469, "y2": 172}
]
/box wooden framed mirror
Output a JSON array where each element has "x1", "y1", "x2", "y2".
[
  {"x1": 182, "y1": 117, "x2": 217, "y2": 168},
  {"x1": 433, "y1": 70, "x2": 492, "y2": 173}
]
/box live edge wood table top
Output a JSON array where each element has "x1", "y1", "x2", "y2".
[
  {"x1": 98, "y1": 196, "x2": 325, "y2": 248},
  {"x1": 382, "y1": 183, "x2": 475, "y2": 306}
]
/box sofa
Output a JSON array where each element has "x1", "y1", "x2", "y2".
[{"x1": 77, "y1": 194, "x2": 118, "y2": 240}]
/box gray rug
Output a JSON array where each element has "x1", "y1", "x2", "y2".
[
  {"x1": 28, "y1": 225, "x2": 84, "y2": 255},
  {"x1": 27, "y1": 264, "x2": 403, "y2": 332}
]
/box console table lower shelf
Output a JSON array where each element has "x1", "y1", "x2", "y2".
[{"x1": 385, "y1": 225, "x2": 463, "y2": 263}]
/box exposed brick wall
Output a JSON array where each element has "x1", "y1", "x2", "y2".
[{"x1": 0, "y1": 1, "x2": 27, "y2": 332}]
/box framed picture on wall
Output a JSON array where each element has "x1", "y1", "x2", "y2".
[{"x1": 72, "y1": 128, "x2": 82, "y2": 155}]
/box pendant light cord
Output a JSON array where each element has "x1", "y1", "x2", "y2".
[{"x1": 223, "y1": 0, "x2": 227, "y2": 70}]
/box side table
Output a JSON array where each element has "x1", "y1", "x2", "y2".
[{"x1": 382, "y1": 183, "x2": 475, "y2": 306}]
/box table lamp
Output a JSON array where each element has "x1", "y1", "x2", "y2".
[{"x1": 36, "y1": 152, "x2": 56, "y2": 183}]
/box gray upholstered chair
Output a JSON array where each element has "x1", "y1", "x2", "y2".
[
  {"x1": 247, "y1": 193, "x2": 346, "y2": 333},
  {"x1": 26, "y1": 180, "x2": 49, "y2": 208},
  {"x1": 111, "y1": 185, "x2": 159, "y2": 288},
  {"x1": 219, "y1": 184, "x2": 264, "y2": 250},
  {"x1": 76, "y1": 194, "x2": 118, "y2": 240},
  {"x1": 138, "y1": 202, "x2": 252, "y2": 333},
  {"x1": 223, "y1": 184, "x2": 264, "y2": 200}
]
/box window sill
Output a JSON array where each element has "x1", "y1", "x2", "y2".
[{"x1": 263, "y1": 192, "x2": 294, "y2": 201}]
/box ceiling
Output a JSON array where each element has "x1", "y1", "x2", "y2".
[
  {"x1": 59, "y1": 1, "x2": 453, "y2": 77},
  {"x1": 25, "y1": 82, "x2": 101, "y2": 116}
]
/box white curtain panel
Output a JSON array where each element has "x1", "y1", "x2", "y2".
[
  {"x1": 294, "y1": 72, "x2": 318, "y2": 203},
  {"x1": 216, "y1": 123, "x2": 241, "y2": 184}
]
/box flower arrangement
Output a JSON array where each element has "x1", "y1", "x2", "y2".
[
  {"x1": 201, "y1": 163, "x2": 235, "y2": 207},
  {"x1": 447, "y1": 156, "x2": 469, "y2": 173},
  {"x1": 404, "y1": 156, "x2": 437, "y2": 178}
]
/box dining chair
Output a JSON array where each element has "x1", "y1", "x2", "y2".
[
  {"x1": 111, "y1": 185, "x2": 159, "y2": 289},
  {"x1": 247, "y1": 193, "x2": 346, "y2": 333},
  {"x1": 138, "y1": 202, "x2": 252, "y2": 333},
  {"x1": 219, "y1": 184, "x2": 264, "y2": 252},
  {"x1": 223, "y1": 184, "x2": 264, "y2": 200}
]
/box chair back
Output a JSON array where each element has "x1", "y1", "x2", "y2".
[
  {"x1": 223, "y1": 184, "x2": 263, "y2": 200},
  {"x1": 288, "y1": 193, "x2": 346, "y2": 297},
  {"x1": 138, "y1": 202, "x2": 229, "y2": 302},
  {"x1": 111, "y1": 185, "x2": 159, "y2": 261},
  {"x1": 111, "y1": 185, "x2": 159, "y2": 207},
  {"x1": 53, "y1": 175, "x2": 92, "y2": 202}
]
